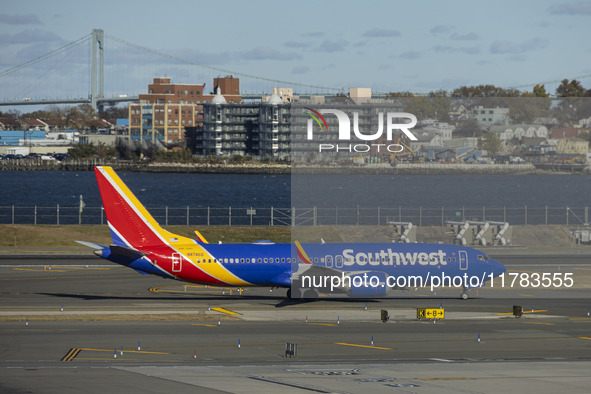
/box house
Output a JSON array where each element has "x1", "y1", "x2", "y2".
[
  {"x1": 471, "y1": 106, "x2": 510, "y2": 127},
  {"x1": 444, "y1": 137, "x2": 479, "y2": 148},
  {"x1": 556, "y1": 138, "x2": 589, "y2": 155},
  {"x1": 409, "y1": 133, "x2": 443, "y2": 151},
  {"x1": 551, "y1": 127, "x2": 578, "y2": 139},
  {"x1": 0, "y1": 118, "x2": 19, "y2": 130},
  {"x1": 489, "y1": 124, "x2": 549, "y2": 141},
  {"x1": 20, "y1": 118, "x2": 49, "y2": 132},
  {"x1": 420, "y1": 121, "x2": 454, "y2": 141},
  {"x1": 448, "y1": 104, "x2": 469, "y2": 121}
]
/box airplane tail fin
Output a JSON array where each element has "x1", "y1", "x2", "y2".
[{"x1": 94, "y1": 166, "x2": 193, "y2": 249}]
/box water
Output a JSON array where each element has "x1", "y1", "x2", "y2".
[
  {"x1": 1, "y1": 171, "x2": 590, "y2": 208},
  {"x1": 292, "y1": 174, "x2": 591, "y2": 208},
  {"x1": 0, "y1": 171, "x2": 291, "y2": 208},
  {"x1": 1, "y1": 171, "x2": 590, "y2": 225}
]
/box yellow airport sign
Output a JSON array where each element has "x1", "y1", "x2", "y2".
[{"x1": 417, "y1": 308, "x2": 445, "y2": 320}]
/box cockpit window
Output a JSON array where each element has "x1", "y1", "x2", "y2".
[{"x1": 477, "y1": 255, "x2": 489, "y2": 261}]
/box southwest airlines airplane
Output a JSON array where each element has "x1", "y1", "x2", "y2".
[{"x1": 79, "y1": 166, "x2": 506, "y2": 299}]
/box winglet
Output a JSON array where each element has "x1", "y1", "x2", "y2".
[
  {"x1": 194, "y1": 230, "x2": 209, "y2": 243},
  {"x1": 295, "y1": 241, "x2": 313, "y2": 265}
]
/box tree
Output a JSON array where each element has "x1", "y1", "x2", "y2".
[
  {"x1": 387, "y1": 91, "x2": 415, "y2": 97},
  {"x1": 455, "y1": 118, "x2": 483, "y2": 138},
  {"x1": 451, "y1": 85, "x2": 521, "y2": 98},
  {"x1": 556, "y1": 79, "x2": 585, "y2": 97},
  {"x1": 68, "y1": 142, "x2": 116, "y2": 159},
  {"x1": 397, "y1": 94, "x2": 450, "y2": 122},
  {"x1": 521, "y1": 84, "x2": 549, "y2": 98},
  {"x1": 100, "y1": 106, "x2": 128, "y2": 120},
  {"x1": 480, "y1": 132, "x2": 503, "y2": 157},
  {"x1": 509, "y1": 96, "x2": 551, "y2": 123}
]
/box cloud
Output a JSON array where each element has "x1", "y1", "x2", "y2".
[
  {"x1": 303, "y1": 31, "x2": 325, "y2": 38},
  {"x1": 0, "y1": 13, "x2": 42, "y2": 25},
  {"x1": 237, "y1": 47, "x2": 301, "y2": 61},
  {"x1": 547, "y1": 1, "x2": 591, "y2": 14},
  {"x1": 433, "y1": 45, "x2": 480, "y2": 55},
  {"x1": 283, "y1": 41, "x2": 312, "y2": 49},
  {"x1": 127, "y1": 45, "x2": 300, "y2": 68},
  {"x1": 0, "y1": 29, "x2": 62, "y2": 45},
  {"x1": 490, "y1": 37, "x2": 548, "y2": 54},
  {"x1": 291, "y1": 65, "x2": 310, "y2": 74},
  {"x1": 316, "y1": 39, "x2": 348, "y2": 53},
  {"x1": 400, "y1": 51, "x2": 421, "y2": 60},
  {"x1": 451, "y1": 32, "x2": 479, "y2": 41},
  {"x1": 362, "y1": 28, "x2": 401, "y2": 38},
  {"x1": 430, "y1": 25, "x2": 455, "y2": 35}
]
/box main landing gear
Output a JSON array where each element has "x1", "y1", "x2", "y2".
[
  {"x1": 460, "y1": 287, "x2": 470, "y2": 300},
  {"x1": 286, "y1": 288, "x2": 318, "y2": 301}
]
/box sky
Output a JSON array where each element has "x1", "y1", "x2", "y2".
[{"x1": 0, "y1": 0, "x2": 590, "y2": 100}]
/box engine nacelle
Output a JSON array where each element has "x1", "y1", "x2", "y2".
[{"x1": 347, "y1": 272, "x2": 390, "y2": 297}]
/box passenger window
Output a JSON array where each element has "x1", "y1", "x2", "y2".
[{"x1": 241, "y1": 258, "x2": 245, "y2": 263}]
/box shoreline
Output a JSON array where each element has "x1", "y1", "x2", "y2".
[{"x1": 0, "y1": 161, "x2": 588, "y2": 175}]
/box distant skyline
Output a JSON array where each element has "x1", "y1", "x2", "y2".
[{"x1": 1, "y1": 0, "x2": 590, "y2": 98}]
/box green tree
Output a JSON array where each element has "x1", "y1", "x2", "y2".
[
  {"x1": 386, "y1": 91, "x2": 415, "y2": 97},
  {"x1": 451, "y1": 85, "x2": 521, "y2": 98},
  {"x1": 556, "y1": 79, "x2": 585, "y2": 97},
  {"x1": 455, "y1": 118, "x2": 483, "y2": 138},
  {"x1": 522, "y1": 84, "x2": 549, "y2": 97},
  {"x1": 100, "y1": 106, "x2": 128, "y2": 119},
  {"x1": 480, "y1": 132, "x2": 503, "y2": 157},
  {"x1": 508, "y1": 96, "x2": 551, "y2": 123},
  {"x1": 68, "y1": 142, "x2": 116, "y2": 159}
]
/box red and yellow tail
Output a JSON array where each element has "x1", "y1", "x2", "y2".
[{"x1": 95, "y1": 166, "x2": 193, "y2": 248}]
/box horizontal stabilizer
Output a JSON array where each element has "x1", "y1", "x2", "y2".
[
  {"x1": 109, "y1": 245, "x2": 147, "y2": 259},
  {"x1": 76, "y1": 241, "x2": 107, "y2": 250}
]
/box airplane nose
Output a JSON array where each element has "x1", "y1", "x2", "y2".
[{"x1": 491, "y1": 259, "x2": 506, "y2": 276}]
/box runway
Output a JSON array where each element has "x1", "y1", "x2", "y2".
[{"x1": 1, "y1": 253, "x2": 591, "y2": 393}]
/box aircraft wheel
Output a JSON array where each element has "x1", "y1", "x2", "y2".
[
  {"x1": 303, "y1": 289, "x2": 318, "y2": 301},
  {"x1": 287, "y1": 288, "x2": 301, "y2": 299},
  {"x1": 460, "y1": 292, "x2": 469, "y2": 300}
]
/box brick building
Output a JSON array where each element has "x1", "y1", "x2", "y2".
[{"x1": 128, "y1": 76, "x2": 241, "y2": 144}]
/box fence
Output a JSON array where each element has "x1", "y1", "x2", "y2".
[{"x1": 1, "y1": 205, "x2": 590, "y2": 227}]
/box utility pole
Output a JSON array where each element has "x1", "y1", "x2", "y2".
[{"x1": 91, "y1": 29, "x2": 104, "y2": 112}]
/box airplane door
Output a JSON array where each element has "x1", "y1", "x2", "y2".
[
  {"x1": 172, "y1": 253, "x2": 182, "y2": 272},
  {"x1": 325, "y1": 255, "x2": 333, "y2": 268},
  {"x1": 459, "y1": 251, "x2": 468, "y2": 270}
]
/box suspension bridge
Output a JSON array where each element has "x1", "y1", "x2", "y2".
[{"x1": 0, "y1": 29, "x2": 344, "y2": 112}]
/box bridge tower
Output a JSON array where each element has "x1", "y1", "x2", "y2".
[{"x1": 91, "y1": 29, "x2": 104, "y2": 112}]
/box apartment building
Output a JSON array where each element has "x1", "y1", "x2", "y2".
[{"x1": 128, "y1": 76, "x2": 241, "y2": 144}]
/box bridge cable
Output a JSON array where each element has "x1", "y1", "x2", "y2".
[
  {"x1": 105, "y1": 34, "x2": 344, "y2": 93},
  {"x1": 0, "y1": 34, "x2": 92, "y2": 78}
]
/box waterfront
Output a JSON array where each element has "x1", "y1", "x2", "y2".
[{"x1": 2, "y1": 171, "x2": 591, "y2": 209}]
